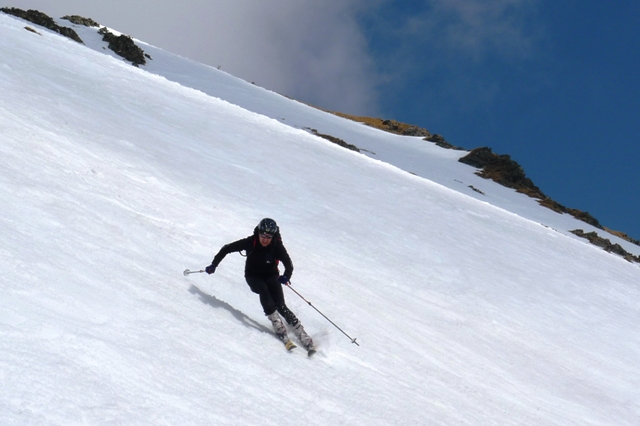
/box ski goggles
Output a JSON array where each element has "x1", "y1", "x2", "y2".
[{"x1": 259, "y1": 233, "x2": 273, "y2": 240}]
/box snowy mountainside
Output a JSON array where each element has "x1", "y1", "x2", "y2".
[
  {"x1": 8, "y1": 9, "x2": 640, "y2": 258},
  {"x1": 61, "y1": 15, "x2": 640, "y2": 259},
  {"x1": 1, "y1": 12, "x2": 640, "y2": 426}
]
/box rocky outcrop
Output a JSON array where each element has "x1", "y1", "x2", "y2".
[
  {"x1": 1, "y1": 9, "x2": 149, "y2": 66},
  {"x1": 571, "y1": 230, "x2": 640, "y2": 263},
  {"x1": 459, "y1": 147, "x2": 543, "y2": 195},
  {"x1": 424, "y1": 134, "x2": 464, "y2": 151},
  {"x1": 326, "y1": 111, "x2": 470, "y2": 151},
  {"x1": 379, "y1": 119, "x2": 431, "y2": 137},
  {"x1": 62, "y1": 15, "x2": 100, "y2": 27},
  {"x1": 306, "y1": 128, "x2": 360, "y2": 152},
  {"x1": 1, "y1": 7, "x2": 83, "y2": 43},
  {"x1": 329, "y1": 113, "x2": 432, "y2": 138},
  {"x1": 98, "y1": 27, "x2": 149, "y2": 67},
  {"x1": 604, "y1": 228, "x2": 640, "y2": 246},
  {"x1": 459, "y1": 147, "x2": 604, "y2": 230}
]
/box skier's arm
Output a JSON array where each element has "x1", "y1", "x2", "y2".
[
  {"x1": 211, "y1": 237, "x2": 252, "y2": 267},
  {"x1": 277, "y1": 244, "x2": 294, "y2": 281}
]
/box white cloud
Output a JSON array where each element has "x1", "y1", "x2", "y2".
[
  {"x1": 9, "y1": 0, "x2": 381, "y2": 115},
  {"x1": 5, "y1": 0, "x2": 542, "y2": 117},
  {"x1": 406, "y1": 0, "x2": 543, "y2": 60},
  {"x1": 362, "y1": 0, "x2": 545, "y2": 113},
  {"x1": 191, "y1": 1, "x2": 380, "y2": 114}
]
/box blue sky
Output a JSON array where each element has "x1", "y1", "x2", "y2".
[
  {"x1": 9, "y1": 0, "x2": 640, "y2": 239},
  {"x1": 358, "y1": 1, "x2": 640, "y2": 239}
]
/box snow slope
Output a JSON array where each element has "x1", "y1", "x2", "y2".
[
  {"x1": 1, "y1": 13, "x2": 639, "y2": 425},
  {"x1": 70, "y1": 17, "x2": 640, "y2": 257}
]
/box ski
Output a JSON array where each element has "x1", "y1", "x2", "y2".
[{"x1": 281, "y1": 337, "x2": 318, "y2": 358}]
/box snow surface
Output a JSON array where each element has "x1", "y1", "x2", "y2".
[{"x1": 1, "y1": 13, "x2": 640, "y2": 426}]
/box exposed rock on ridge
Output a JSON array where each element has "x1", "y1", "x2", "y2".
[
  {"x1": 458, "y1": 147, "x2": 603, "y2": 229},
  {"x1": 98, "y1": 27, "x2": 148, "y2": 67},
  {"x1": 571, "y1": 230, "x2": 640, "y2": 263},
  {"x1": 1, "y1": 7, "x2": 83, "y2": 43},
  {"x1": 306, "y1": 128, "x2": 360, "y2": 152},
  {"x1": 1, "y1": 8, "x2": 149, "y2": 66},
  {"x1": 62, "y1": 15, "x2": 100, "y2": 28},
  {"x1": 424, "y1": 134, "x2": 465, "y2": 150},
  {"x1": 322, "y1": 114, "x2": 632, "y2": 251}
]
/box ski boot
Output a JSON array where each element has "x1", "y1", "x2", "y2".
[
  {"x1": 292, "y1": 322, "x2": 316, "y2": 356},
  {"x1": 268, "y1": 311, "x2": 296, "y2": 351}
]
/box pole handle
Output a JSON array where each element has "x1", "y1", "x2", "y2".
[{"x1": 183, "y1": 269, "x2": 205, "y2": 276}]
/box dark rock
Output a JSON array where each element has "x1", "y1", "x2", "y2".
[
  {"x1": 571, "y1": 230, "x2": 640, "y2": 263},
  {"x1": 468, "y1": 185, "x2": 485, "y2": 195},
  {"x1": 424, "y1": 134, "x2": 464, "y2": 150},
  {"x1": 459, "y1": 147, "x2": 541, "y2": 194},
  {"x1": 402, "y1": 126, "x2": 431, "y2": 137},
  {"x1": 566, "y1": 209, "x2": 602, "y2": 229},
  {"x1": 306, "y1": 128, "x2": 360, "y2": 152},
  {"x1": 376, "y1": 119, "x2": 430, "y2": 136},
  {"x1": 460, "y1": 147, "x2": 604, "y2": 230},
  {"x1": 459, "y1": 147, "x2": 496, "y2": 168},
  {"x1": 1, "y1": 7, "x2": 83, "y2": 43},
  {"x1": 381, "y1": 120, "x2": 400, "y2": 133},
  {"x1": 604, "y1": 228, "x2": 640, "y2": 247},
  {"x1": 24, "y1": 26, "x2": 41, "y2": 35},
  {"x1": 62, "y1": 15, "x2": 100, "y2": 27},
  {"x1": 98, "y1": 27, "x2": 147, "y2": 66}
]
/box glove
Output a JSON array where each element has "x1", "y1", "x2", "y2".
[
  {"x1": 205, "y1": 264, "x2": 216, "y2": 275},
  {"x1": 278, "y1": 275, "x2": 290, "y2": 285}
]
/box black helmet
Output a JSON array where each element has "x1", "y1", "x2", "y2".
[{"x1": 257, "y1": 218, "x2": 278, "y2": 235}]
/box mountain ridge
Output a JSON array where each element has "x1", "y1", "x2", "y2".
[{"x1": 3, "y1": 6, "x2": 636, "y2": 252}]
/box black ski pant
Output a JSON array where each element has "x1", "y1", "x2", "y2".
[{"x1": 245, "y1": 275, "x2": 298, "y2": 326}]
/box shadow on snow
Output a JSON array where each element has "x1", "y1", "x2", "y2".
[{"x1": 188, "y1": 284, "x2": 273, "y2": 335}]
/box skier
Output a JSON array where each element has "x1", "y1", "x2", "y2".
[{"x1": 205, "y1": 218, "x2": 315, "y2": 354}]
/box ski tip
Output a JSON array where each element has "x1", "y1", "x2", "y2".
[
  {"x1": 307, "y1": 349, "x2": 317, "y2": 357},
  {"x1": 285, "y1": 341, "x2": 297, "y2": 351}
]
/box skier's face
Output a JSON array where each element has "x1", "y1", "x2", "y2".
[{"x1": 259, "y1": 233, "x2": 273, "y2": 247}]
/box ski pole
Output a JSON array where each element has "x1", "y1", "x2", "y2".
[
  {"x1": 285, "y1": 283, "x2": 359, "y2": 346},
  {"x1": 183, "y1": 269, "x2": 205, "y2": 276}
]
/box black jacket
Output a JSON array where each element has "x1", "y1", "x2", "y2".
[{"x1": 211, "y1": 230, "x2": 293, "y2": 280}]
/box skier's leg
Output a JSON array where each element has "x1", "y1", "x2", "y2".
[
  {"x1": 267, "y1": 278, "x2": 314, "y2": 350},
  {"x1": 276, "y1": 304, "x2": 299, "y2": 326},
  {"x1": 246, "y1": 276, "x2": 289, "y2": 342},
  {"x1": 266, "y1": 311, "x2": 289, "y2": 342},
  {"x1": 246, "y1": 276, "x2": 276, "y2": 316},
  {"x1": 291, "y1": 322, "x2": 314, "y2": 351},
  {"x1": 265, "y1": 277, "x2": 299, "y2": 325}
]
